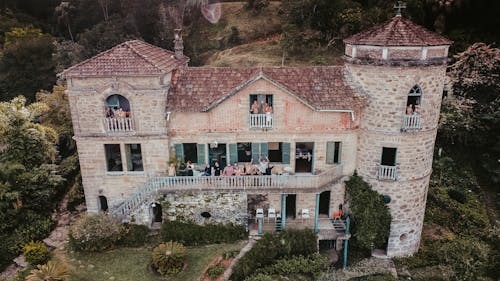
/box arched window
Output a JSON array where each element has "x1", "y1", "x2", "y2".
[
  {"x1": 98, "y1": 195, "x2": 108, "y2": 212},
  {"x1": 105, "y1": 94, "x2": 131, "y2": 118},
  {"x1": 405, "y1": 85, "x2": 422, "y2": 115}
]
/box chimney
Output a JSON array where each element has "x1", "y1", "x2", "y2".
[{"x1": 173, "y1": 29, "x2": 184, "y2": 60}]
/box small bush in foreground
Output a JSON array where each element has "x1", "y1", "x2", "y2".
[
  {"x1": 207, "y1": 264, "x2": 225, "y2": 280},
  {"x1": 26, "y1": 261, "x2": 69, "y2": 281},
  {"x1": 152, "y1": 241, "x2": 186, "y2": 275},
  {"x1": 159, "y1": 221, "x2": 246, "y2": 246},
  {"x1": 244, "y1": 273, "x2": 273, "y2": 281},
  {"x1": 119, "y1": 223, "x2": 149, "y2": 247},
  {"x1": 69, "y1": 213, "x2": 124, "y2": 252},
  {"x1": 22, "y1": 241, "x2": 50, "y2": 266},
  {"x1": 256, "y1": 253, "x2": 329, "y2": 279}
]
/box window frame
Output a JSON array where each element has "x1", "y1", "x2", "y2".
[{"x1": 125, "y1": 143, "x2": 144, "y2": 172}]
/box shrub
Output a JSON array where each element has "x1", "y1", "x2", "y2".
[
  {"x1": 447, "y1": 188, "x2": 467, "y2": 204},
  {"x1": 257, "y1": 253, "x2": 329, "y2": 278},
  {"x1": 207, "y1": 264, "x2": 225, "y2": 280},
  {"x1": 152, "y1": 241, "x2": 186, "y2": 275},
  {"x1": 69, "y1": 213, "x2": 124, "y2": 252},
  {"x1": 223, "y1": 250, "x2": 239, "y2": 259},
  {"x1": 345, "y1": 174, "x2": 391, "y2": 251},
  {"x1": 119, "y1": 223, "x2": 150, "y2": 247},
  {"x1": 244, "y1": 273, "x2": 273, "y2": 281},
  {"x1": 25, "y1": 261, "x2": 69, "y2": 281},
  {"x1": 22, "y1": 241, "x2": 50, "y2": 266},
  {"x1": 159, "y1": 221, "x2": 246, "y2": 246},
  {"x1": 281, "y1": 228, "x2": 317, "y2": 257}
]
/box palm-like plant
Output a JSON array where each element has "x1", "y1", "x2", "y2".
[
  {"x1": 26, "y1": 261, "x2": 70, "y2": 281},
  {"x1": 152, "y1": 241, "x2": 186, "y2": 275}
]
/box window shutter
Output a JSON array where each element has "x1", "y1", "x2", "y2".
[
  {"x1": 326, "y1": 142, "x2": 335, "y2": 164},
  {"x1": 229, "y1": 143, "x2": 238, "y2": 164},
  {"x1": 251, "y1": 143, "x2": 260, "y2": 164},
  {"x1": 261, "y1": 143, "x2": 269, "y2": 158},
  {"x1": 196, "y1": 143, "x2": 206, "y2": 165},
  {"x1": 174, "y1": 144, "x2": 184, "y2": 162},
  {"x1": 337, "y1": 142, "x2": 342, "y2": 164},
  {"x1": 282, "y1": 142, "x2": 291, "y2": 164}
]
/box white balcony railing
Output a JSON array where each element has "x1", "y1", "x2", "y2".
[
  {"x1": 378, "y1": 165, "x2": 397, "y2": 180},
  {"x1": 112, "y1": 165, "x2": 342, "y2": 219},
  {"x1": 402, "y1": 114, "x2": 421, "y2": 130},
  {"x1": 249, "y1": 113, "x2": 273, "y2": 129},
  {"x1": 104, "y1": 117, "x2": 134, "y2": 132}
]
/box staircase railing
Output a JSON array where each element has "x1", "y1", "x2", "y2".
[{"x1": 112, "y1": 165, "x2": 343, "y2": 219}]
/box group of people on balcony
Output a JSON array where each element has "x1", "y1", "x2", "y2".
[
  {"x1": 406, "y1": 103, "x2": 421, "y2": 115},
  {"x1": 170, "y1": 157, "x2": 275, "y2": 177},
  {"x1": 250, "y1": 100, "x2": 273, "y2": 115},
  {"x1": 106, "y1": 107, "x2": 131, "y2": 119}
]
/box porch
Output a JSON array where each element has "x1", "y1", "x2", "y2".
[{"x1": 249, "y1": 113, "x2": 273, "y2": 129}]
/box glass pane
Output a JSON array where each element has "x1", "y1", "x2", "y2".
[
  {"x1": 105, "y1": 144, "x2": 122, "y2": 171},
  {"x1": 237, "y1": 143, "x2": 252, "y2": 162},
  {"x1": 268, "y1": 142, "x2": 282, "y2": 162},
  {"x1": 125, "y1": 144, "x2": 143, "y2": 171},
  {"x1": 183, "y1": 143, "x2": 198, "y2": 164},
  {"x1": 381, "y1": 147, "x2": 397, "y2": 166}
]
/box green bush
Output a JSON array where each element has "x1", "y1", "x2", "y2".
[
  {"x1": 345, "y1": 174, "x2": 391, "y2": 251},
  {"x1": 69, "y1": 213, "x2": 124, "y2": 252},
  {"x1": 447, "y1": 188, "x2": 467, "y2": 204},
  {"x1": 257, "y1": 253, "x2": 329, "y2": 279},
  {"x1": 25, "y1": 261, "x2": 69, "y2": 281},
  {"x1": 244, "y1": 273, "x2": 273, "y2": 281},
  {"x1": 223, "y1": 250, "x2": 239, "y2": 259},
  {"x1": 159, "y1": 221, "x2": 246, "y2": 246},
  {"x1": 119, "y1": 223, "x2": 149, "y2": 247},
  {"x1": 22, "y1": 241, "x2": 51, "y2": 266},
  {"x1": 231, "y1": 229, "x2": 318, "y2": 281},
  {"x1": 207, "y1": 264, "x2": 225, "y2": 280},
  {"x1": 152, "y1": 241, "x2": 186, "y2": 275}
]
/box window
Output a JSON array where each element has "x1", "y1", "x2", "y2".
[
  {"x1": 405, "y1": 85, "x2": 422, "y2": 115},
  {"x1": 105, "y1": 144, "x2": 122, "y2": 171},
  {"x1": 183, "y1": 143, "x2": 197, "y2": 163},
  {"x1": 250, "y1": 94, "x2": 273, "y2": 114},
  {"x1": 105, "y1": 94, "x2": 131, "y2": 118},
  {"x1": 125, "y1": 144, "x2": 143, "y2": 171},
  {"x1": 268, "y1": 142, "x2": 282, "y2": 162},
  {"x1": 326, "y1": 141, "x2": 342, "y2": 164},
  {"x1": 237, "y1": 143, "x2": 252, "y2": 162},
  {"x1": 381, "y1": 147, "x2": 397, "y2": 166}
]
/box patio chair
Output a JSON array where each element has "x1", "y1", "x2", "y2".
[
  {"x1": 256, "y1": 208, "x2": 264, "y2": 223},
  {"x1": 301, "y1": 209, "x2": 310, "y2": 222},
  {"x1": 267, "y1": 208, "x2": 276, "y2": 222}
]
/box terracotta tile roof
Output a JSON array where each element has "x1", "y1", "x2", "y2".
[
  {"x1": 344, "y1": 16, "x2": 452, "y2": 46},
  {"x1": 59, "y1": 40, "x2": 188, "y2": 78},
  {"x1": 167, "y1": 66, "x2": 367, "y2": 111}
]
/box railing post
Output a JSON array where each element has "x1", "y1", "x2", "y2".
[
  {"x1": 314, "y1": 193, "x2": 319, "y2": 233},
  {"x1": 281, "y1": 194, "x2": 287, "y2": 230}
]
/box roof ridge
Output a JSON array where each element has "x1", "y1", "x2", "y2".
[{"x1": 124, "y1": 40, "x2": 167, "y2": 73}]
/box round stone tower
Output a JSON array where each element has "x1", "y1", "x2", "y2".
[{"x1": 344, "y1": 15, "x2": 452, "y2": 257}]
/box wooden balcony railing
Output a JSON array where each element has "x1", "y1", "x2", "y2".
[
  {"x1": 104, "y1": 117, "x2": 134, "y2": 132},
  {"x1": 402, "y1": 114, "x2": 421, "y2": 130},
  {"x1": 249, "y1": 113, "x2": 273, "y2": 129},
  {"x1": 378, "y1": 165, "x2": 397, "y2": 180},
  {"x1": 112, "y1": 165, "x2": 342, "y2": 219}
]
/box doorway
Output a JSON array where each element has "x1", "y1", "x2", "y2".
[
  {"x1": 209, "y1": 143, "x2": 227, "y2": 167},
  {"x1": 285, "y1": 194, "x2": 296, "y2": 219},
  {"x1": 295, "y1": 142, "x2": 314, "y2": 173},
  {"x1": 98, "y1": 195, "x2": 108, "y2": 212},
  {"x1": 319, "y1": 191, "x2": 330, "y2": 216},
  {"x1": 151, "y1": 202, "x2": 163, "y2": 223}
]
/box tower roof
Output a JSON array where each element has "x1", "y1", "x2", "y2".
[
  {"x1": 59, "y1": 40, "x2": 189, "y2": 78},
  {"x1": 344, "y1": 16, "x2": 452, "y2": 47}
]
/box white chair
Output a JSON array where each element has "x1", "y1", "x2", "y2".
[
  {"x1": 301, "y1": 209, "x2": 310, "y2": 222},
  {"x1": 267, "y1": 208, "x2": 276, "y2": 222},
  {"x1": 255, "y1": 208, "x2": 264, "y2": 223}
]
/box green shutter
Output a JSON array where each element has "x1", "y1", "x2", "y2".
[
  {"x1": 251, "y1": 143, "x2": 260, "y2": 164},
  {"x1": 197, "y1": 143, "x2": 206, "y2": 165},
  {"x1": 174, "y1": 144, "x2": 184, "y2": 162},
  {"x1": 282, "y1": 142, "x2": 291, "y2": 164},
  {"x1": 337, "y1": 142, "x2": 342, "y2": 164},
  {"x1": 261, "y1": 143, "x2": 269, "y2": 158},
  {"x1": 326, "y1": 142, "x2": 335, "y2": 164},
  {"x1": 229, "y1": 143, "x2": 238, "y2": 164}
]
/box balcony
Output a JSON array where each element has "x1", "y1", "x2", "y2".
[
  {"x1": 402, "y1": 114, "x2": 421, "y2": 131},
  {"x1": 249, "y1": 113, "x2": 273, "y2": 129},
  {"x1": 378, "y1": 165, "x2": 397, "y2": 180},
  {"x1": 104, "y1": 117, "x2": 134, "y2": 132},
  {"x1": 112, "y1": 166, "x2": 343, "y2": 218}
]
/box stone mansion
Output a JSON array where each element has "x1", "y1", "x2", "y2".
[{"x1": 61, "y1": 15, "x2": 452, "y2": 257}]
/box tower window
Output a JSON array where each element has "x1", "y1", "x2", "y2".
[
  {"x1": 405, "y1": 85, "x2": 422, "y2": 115},
  {"x1": 105, "y1": 94, "x2": 131, "y2": 118},
  {"x1": 381, "y1": 147, "x2": 397, "y2": 166},
  {"x1": 105, "y1": 144, "x2": 122, "y2": 171}
]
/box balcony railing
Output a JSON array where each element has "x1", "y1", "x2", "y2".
[
  {"x1": 112, "y1": 165, "x2": 342, "y2": 219},
  {"x1": 378, "y1": 165, "x2": 397, "y2": 180},
  {"x1": 104, "y1": 117, "x2": 134, "y2": 132},
  {"x1": 402, "y1": 114, "x2": 421, "y2": 130},
  {"x1": 249, "y1": 113, "x2": 273, "y2": 129}
]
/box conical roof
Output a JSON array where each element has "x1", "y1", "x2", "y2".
[{"x1": 344, "y1": 16, "x2": 452, "y2": 47}]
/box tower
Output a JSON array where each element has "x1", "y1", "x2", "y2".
[{"x1": 344, "y1": 15, "x2": 452, "y2": 256}]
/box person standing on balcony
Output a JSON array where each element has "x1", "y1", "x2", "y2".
[
  {"x1": 204, "y1": 164, "x2": 211, "y2": 176},
  {"x1": 406, "y1": 104, "x2": 414, "y2": 115},
  {"x1": 251, "y1": 100, "x2": 260, "y2": 114},
  {"x1": 168, "y1": 163, "x2": 176, "y2": 177},
  {"x1": 212, "y1": 161, "x2": 221, "y2": 176},
  {"x1": 223, "y1": 163, "x2": 234, "y2": 176},
  {"x1": 186, "y1": 160, "x2": 194, "y2": 176},
  {"x1": 258, "y1": 156, "x2": 269, "y2": 175}
]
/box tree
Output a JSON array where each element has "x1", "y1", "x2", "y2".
[
  {"x1": 0, "y1": 27, "x2": 55, "y2": 102},
  {"x1": 54, "y1": 1, "x2": 75, "y2": 41}
]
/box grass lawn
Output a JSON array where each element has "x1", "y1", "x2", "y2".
[{"x1": 66, "y1": 242, "x2": 245, "y2": 281}]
